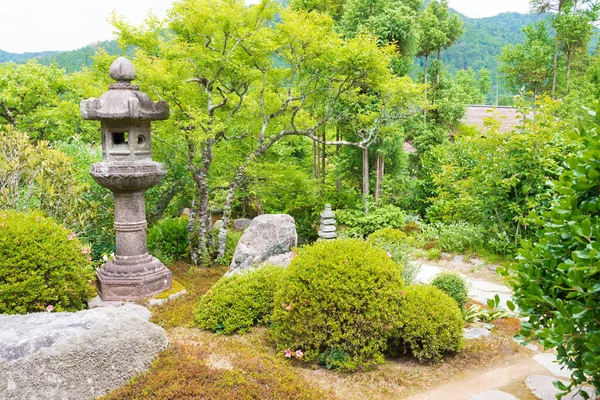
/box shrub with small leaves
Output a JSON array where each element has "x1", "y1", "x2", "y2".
[
  {"x1": 0, "y1": 210, "x2": 94, "y2": 314},
  {"x1": 391, "y1": 285, "x2": 464, "y2": 362},
  {"x1": 148, "y1": 216, "x2": 189, "y2": 265},
  {"x1": 195, "y1": 265, "x2": 285, "y2": 334},
  {"x1": 270, "y1": 239, "x2": 404, "y2": 371},
  {"x1": 431, "y1": 272, "x2": 469, "y2": 310}
]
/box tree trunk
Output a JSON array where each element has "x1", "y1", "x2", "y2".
[
  {"x1": 187, "y1": 200, "x2": 198, "y2": 265},
  {"x1": 374, "y1": 153, "x2": 385, "y2": 203},
  {"x1": 321, "y1": 128, "x2": 326, "y2": 186},
  {"x1": 335, "y1": 125, "x2": 341, "y2": 190},
  {"x1": 362, "y1": 147, "x2": 369, "y2": 215},
  {"x1": 147, "y1": 182, "x2": 182, "y2": 225},
  {"x1": 551, "y1": 33, "x2": 559, "y2": 99},
  {"x1": 436, "y1": 49, "x2": 441, "y2": 88},
  {"x1": 424, "y1": 54, "x2": 429, "y2": 124},
  {"x1": 312, "y1": 139, "x2": 318, "y2": 179},
  {"x1": 566, "y1": 48, "x2": 572, "y2": 94},
  {"x1": 193, "y1": 139, "x2": 214, "y2": 266}
]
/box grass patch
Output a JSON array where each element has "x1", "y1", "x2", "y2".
[
  {"x1": 101, "y1": 328, "x2": 335, "y2": 400},
  {"x1": 153, "y1": 279, "x2": 186, "y2": 300},
  {"x1": 149, "y1": 262, "x2": 228, "y2": 329}
]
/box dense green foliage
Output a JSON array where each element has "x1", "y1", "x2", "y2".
[
  {"x1": 337, "y1": 205, "x2": 406, "y2": 237},
  {"x1": 271, "y1": 239, "x2": 404, "y2": 370},
  {"x1": 510, "y1": 113, "x2": 600, "y2": 396},
  {"x1": 431, "y1": 272, "x2": 469, "y2": 310},
  {"x1": 367, "y1": 227, "x2": 420, "y2": 285},
  {"x1": 0, "y1": 211, "x2": 94, "y2": 314},
  {"x1": 391, "y1": 284, "x2": 464, "y2": 361},
  {"x1": 196, "y1": 265, "x2": 285, "y2": 334},
  {"x1": 148, "y1": 216, "x2": 190, "y2": 265}
]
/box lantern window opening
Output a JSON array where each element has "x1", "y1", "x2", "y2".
[{"x1": 113, "y1": 132, "x2": 129, "y2": 146}]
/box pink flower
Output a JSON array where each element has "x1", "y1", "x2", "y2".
[
  {"x1": 35, "y1": 217, "x2": 40, "y2": 221},
  {"x1": 68, "y1": 235, "x2": 74, "y2": 241},
  {"x1": 46, "y1": 305, "x2": 53, "y2": 313},
  {"x1": 285, "y1": 304, "x2": 291, "y2": 311},
  {"x1": 1, "y1": 222, "x2": 5, "y2": 227},
  {"x1": 284, "y1": 349, "x2": 292, "y2": 358},
  {"x1": 295, "y1": 350, "x2": 303, "y2": 358},
  {"x1": 386, "y1": 252, "x2": 392, "y2": 258},
  {"x1": 2, "y1": 214, "x2": 6, "y2": 219},
  {"x1": 87, "y1": 257, "x2": 92, "y2": 262}
]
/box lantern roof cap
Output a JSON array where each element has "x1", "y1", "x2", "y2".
[{"x1": 80, "y1": 57, "x2": 169, "y2": 121}]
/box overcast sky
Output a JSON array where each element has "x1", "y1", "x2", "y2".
[{"x1": 1, "y1": 0, "x2": 531, "y2": 54}]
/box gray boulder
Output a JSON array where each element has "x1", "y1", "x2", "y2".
[
  {"x1": 0, "y1": 303, "x2": 168, "y2": 400},
  {"x1": 233, "y1": 218, "x2": 253, "y2": 231},
  {"x1": 230, "y1": 214, "x2": 297, "y2": 272}
]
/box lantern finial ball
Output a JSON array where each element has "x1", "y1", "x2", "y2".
[{"x1": 109, "y1": 57, "x2": 137, "y2": 82}]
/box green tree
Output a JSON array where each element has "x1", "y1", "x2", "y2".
[
  {"x1": 500, "y1": 22, "x2": 554, "y2": 99},
  {"x1": 510, "y1": 105, "x2": 600, "y2": 397}
]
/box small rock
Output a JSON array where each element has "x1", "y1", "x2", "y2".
[
  {"x1": 533, "y1": 353, "x2": 572, "y2": 378},
  {"x1": 147, "y1": 298, "x2": 167, "y2": 306},
  {"x1": 470, "y1": 390, "x2": 518, "y2": 400},
  {"x1": 441, "y1": 252, "x2": 452, "y2": 259},
  {"x1": 463, "y1": 327, "x2": 491, "y2": 339},
  {"x1": 470, "y1": 258, "x2": 485, "y2": 267},
  {"x1": 525, "y1": 375, "x2": 593, "y2": 400},
  {"x1": 233, "y1": 218, "x2": 253, "y2": 230},
  {"x1": 213, "y1": 220, "x2": 224, "y2": 230},
  {"x1": 513, "y1": 337, "x2": 539, "y2": 352},
  {"x1": 487, "y1": 265, "x2": 498, "y2": 273},
  {"x1": 453, "y1": 255, "x2": 464, "y2": 263}
]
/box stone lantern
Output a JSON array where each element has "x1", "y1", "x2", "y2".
[
  {"x1": 81, "y1": 57, "x2": 172, "y2": 301},
  {"x1": 318, "y1": 204, "x2": 337, "y2": 240}
]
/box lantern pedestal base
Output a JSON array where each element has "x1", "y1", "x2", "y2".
[{"x1": 95, "y1": 257, "x2": 172, "y2": 301}]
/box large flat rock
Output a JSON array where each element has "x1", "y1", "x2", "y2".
[
  {"x1": 0, "y1": 303, "x2": 168, "y2": 400},
  {"x1": 525, "y1": 375, "x2": 594, "y2": 400}
]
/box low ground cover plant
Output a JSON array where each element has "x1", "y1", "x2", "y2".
[
  {"x1": 196, "y1": 265, "x2": 285, "y2": 334},
  {"x1": 0, "y1": 210, "x2": 94, "y2": 314},
  {"x1": 148, "y1": 216, "x2": 189, "y2": 265}
]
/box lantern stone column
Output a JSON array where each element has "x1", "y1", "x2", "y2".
[{"x1": 81, "y1": 57, "x2": 172, "y2": 301}]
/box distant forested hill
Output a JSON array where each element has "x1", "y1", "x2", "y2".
[
  {"x1": 439, "y1": 12, "x2": 550, "y2": 75},
  {"x1": 0, "y1": 41, "x2": 126, "y2": 72},
  {"x1": 0, "y1": 10, "x2": 560, "y2": 80},
  {"x1": 0, "y1": 49, "x2": 57, "y2": 63}
]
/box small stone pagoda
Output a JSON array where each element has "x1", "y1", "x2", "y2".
[
  {"x1": 81, "y1": 57, "x2": 172, "y2": 301},
  {"x1": 318, "y1": 204, "x2": 337, "y2": 240}
]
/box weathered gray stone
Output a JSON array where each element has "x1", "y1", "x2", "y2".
[
  {"x1": 233, "y1": 218, "x2": 253, "y2": 230},
  {"x1": 453, "y1": 255, "x2": 464, "y2": 263},
  {"x1": 525, "y1": 375, "x2": 593, "y2": 400},
  {"x1": 469, "y1": 390, "x2": 518, "y2": 400},
  {"x1": 213, "y1": 219, "x2": 224, "y2": 230},
  {"x1": 81, "y1": 57, "x2": 172, "y2": 301},
  {"x1": 318, "y1": 231, "x2": 338, "y2": 239},
  {"x1": 0, "y1": 304, "x2": 168, "y2": 400},
  {"x1": 263, "y1": 252, "x2": 295, "y2": 268},
  {"x1": 463, "y1": 327, "x2": 491, "y2": 340},
  {"x1": 230, "y1": 214, "x2": 297, "y2": 272}
]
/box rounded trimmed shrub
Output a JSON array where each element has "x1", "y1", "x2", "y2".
[
  {"x1": 366, "y1": 227, "x2": 407, "y2": 246},
  {"x1": 392, "y1": 285, "x2": 464, "y2": 361},
  {"x1": 431, "y1": 272, "x2": 469, "y2": 310},
  {"x1": 0, "y1": 211, "x2": 94, "y2": 314},
  {"x1": 196, "y1": 265, "x2": 285, "y2": 334},
  {"x1": 270, "y1": 239, "x2": 404, "y2": 371}
]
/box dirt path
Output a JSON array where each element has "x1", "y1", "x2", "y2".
[{"x1": 407, "y1": 355, "x2": 547, "y2": 400}]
